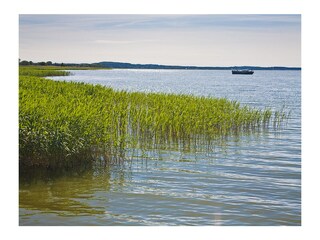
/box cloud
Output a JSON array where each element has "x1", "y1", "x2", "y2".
[
  {"x1": 93, "y1": 39, "x2": 157, "y2": 44},
  {"x1": 19, "y1": 14, "x2": 301, "y2": 67},
  {"x1": 20, "y1": 14, "x2": 300, "y2": 31}
]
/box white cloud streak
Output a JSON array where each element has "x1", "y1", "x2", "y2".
[{"x1": 19, "y1": 14, "x2": 301, "y2": 67}]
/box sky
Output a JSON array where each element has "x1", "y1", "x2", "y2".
[{"x1": 19, "y1": 14, "x2": 301, "y2": 67}]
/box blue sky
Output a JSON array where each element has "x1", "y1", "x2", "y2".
[{"x1": 19, "y1": 14, "x2": 301, "y2": 67}]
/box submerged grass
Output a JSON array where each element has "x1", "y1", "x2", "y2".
[{"x1": 19, "y1": 66, "x2": 287, "y2": 168}]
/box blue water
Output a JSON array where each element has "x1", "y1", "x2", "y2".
[{"x1": 20, "y1": 69, "x2": 301, "y2": 225}]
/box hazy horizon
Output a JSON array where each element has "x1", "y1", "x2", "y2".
[
  {"x1": 19, "y1": 14, "x2": 301, "y2": 67},
  {"x1": 19, "y1": 59, "x2": 301, "y2": 68}
]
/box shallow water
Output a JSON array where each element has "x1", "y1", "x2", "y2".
[{"x1": 20, "y1": 69, "x2": 301, "y2": 225}]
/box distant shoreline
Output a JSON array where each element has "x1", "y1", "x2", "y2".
[
  {"x1": 19, "y1": 60, "x2": 301, "y2": 70},
  {"x1": 96, "y1": 61, "x2": 301, "y2": 71}
]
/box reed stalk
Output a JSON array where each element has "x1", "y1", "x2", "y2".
[{"x1": 19, "y1": 66, "x2": 288, "y2": 168}]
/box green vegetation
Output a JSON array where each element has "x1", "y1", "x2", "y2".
[
  {"x1": 19, "y1": 66, "x2": 286, "y2": 168},
  {"x1": 19, "y1": 59, "x2": 103, "y2": 68},
  {"x1": 19, "y1": 66, "x2": 105, "y2": 77},
  {"x1": 19, "y1": 66, "x2": 71, "y2": 77}
]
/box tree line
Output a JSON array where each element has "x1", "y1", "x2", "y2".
[{"x1": 19, "y1": 59, "x2": 101, "y2": 68}]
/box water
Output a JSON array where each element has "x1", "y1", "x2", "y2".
[{"x1": 20, "y1": 69, "x2": 301, "y2": 225}]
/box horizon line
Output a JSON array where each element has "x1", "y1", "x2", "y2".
[{"x1": 19, "y1": 59, "x2": 301, "y2": 69}]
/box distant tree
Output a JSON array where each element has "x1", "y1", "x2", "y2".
[
  {"x1": 46, "y1": 61, "x2": 53, "y2": 66},
  {"x1": 38, "y1": 62, "x2": 46, "y2": 66},
  {"x1": 61, "y1": 63, "x2": 64, "y2": 67},
  {"x1": 29, "y1": 61, "x2": 33, "y2": 65},
  {"x1": 20, "y1": 60, "x2": 30, "y2": 65}
]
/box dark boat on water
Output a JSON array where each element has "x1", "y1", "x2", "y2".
[{"x1": 232, "y1": 69, "x2": 254, "y2": 75}]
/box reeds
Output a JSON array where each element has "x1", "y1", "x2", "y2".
[
  {"x1": 19, "y1": 66, "x2": 287, "y2": 168},
  {"x1": 19, "y1": 66, "x2": 71, "y2": 77}
]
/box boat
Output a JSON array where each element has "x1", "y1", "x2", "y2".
[{"x1": 232, "y1": 69, "x2": 254, "y2": 75}]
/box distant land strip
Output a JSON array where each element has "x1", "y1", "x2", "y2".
[
  {"x1": 19, "y1": 60, "x2": 301, "y2": 70},
  {"x1": 96, "y1": 61, "x2": 301, "y2": 70}
]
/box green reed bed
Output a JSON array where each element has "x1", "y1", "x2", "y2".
[
  {"x1": 19, "y1": 66, "x2": 286, "y2": 168},
  {"x1": 19, "y1": 66, "x2": 71, "y2": 77}
]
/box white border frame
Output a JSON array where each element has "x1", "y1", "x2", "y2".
[{"x1": 2, "y1": 1, "x2": 318, "y2": 240}]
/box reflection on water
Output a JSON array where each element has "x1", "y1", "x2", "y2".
[
  {"x1": 20, "y1": 131, "x2": 300, "y2": 226},
  {"x1": 20, "y1": 69, "x2": 300, "y2": 225}
]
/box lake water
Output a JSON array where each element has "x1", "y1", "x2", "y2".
[{"x1": 20, "y1": 69, "x2": 301, "y2": 225}]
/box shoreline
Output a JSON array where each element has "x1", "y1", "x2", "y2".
[{"x1": 19, "y1": 66, "x2": 287, "y2": 169}]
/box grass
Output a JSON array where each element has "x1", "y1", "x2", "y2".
[
  {"x1": 19, "y1": 66, "x2": 105, "y2": 77},
  {"x1": 19, "y1": 66, "x2": 287, "y2": 168}
]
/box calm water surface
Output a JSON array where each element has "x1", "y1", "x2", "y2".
[{"x1": 20, "y1": 70, "x2": 301, "y2": 225}]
